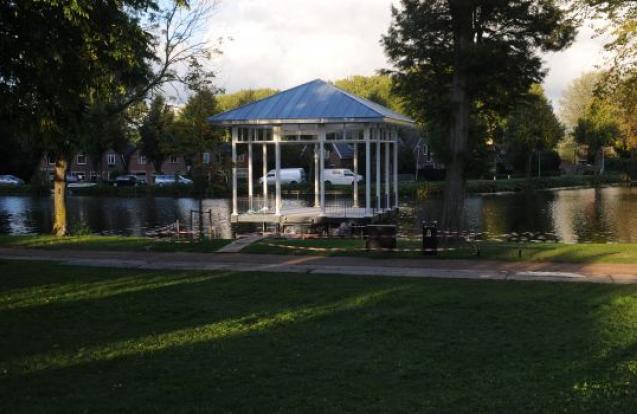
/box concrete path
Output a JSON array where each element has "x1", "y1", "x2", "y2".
[
  {"x1": 215, "y1": 234, "x2": 263, "y2": 253},
  {"x1": 1, "y1": 247, "x2": 637, "y2": 284}
]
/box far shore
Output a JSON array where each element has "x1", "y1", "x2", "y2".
[{"x1": 0, "y1": 174, "x2": 630, "y2": 198}]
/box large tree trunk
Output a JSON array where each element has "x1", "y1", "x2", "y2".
[
  {"x1": 53, "y1": 156, "x2": 68, "y2": 236},
  {"x1": 441, "y1": 1, "x2": 473, "y2": 231}
]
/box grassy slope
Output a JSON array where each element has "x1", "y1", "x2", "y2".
[
  {"x1": 1, "y1": 261, "x2": 637, "y2": 413},
  {"x1": 0, "y1": 234, "x2": 231, "y2": 253},
  {"x1": 245, "y1": 238, "x2": 637, "y2": 264}
]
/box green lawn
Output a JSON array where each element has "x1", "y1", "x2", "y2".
[
  {"x1": 1, "y1": 261, "x2": 637, "y2": 412},
  {"x1": 245, "y1": 238, "x2": 637, "y2": 264},
  {"x1": 0, "y1": 234, "x2": 231, "y2": 253}
]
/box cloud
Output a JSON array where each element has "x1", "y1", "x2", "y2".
[{"x1": 209, "y1": 0, "x2": 610, "y2": 108}]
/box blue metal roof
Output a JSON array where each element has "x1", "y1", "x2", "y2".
[{"x1": 208, "y1": 79, "x2": 414, "y2": 126}]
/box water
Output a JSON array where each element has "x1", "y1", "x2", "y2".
[{"x1": 0, "y1": 186, "x2": 636, "y2": 242}]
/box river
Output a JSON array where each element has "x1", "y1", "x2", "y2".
[{"x1": 0, "y1": 186, "x2": 636, "y2": 242}]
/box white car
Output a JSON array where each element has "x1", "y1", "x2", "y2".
[
  {"x1": 0, "y1": 175, "x2": 25, "y2": 186},
  {"x1": 153, "y1": 174, "x2": 193, "y2": 186},
  {"x1": 258, "y1": 168, "x2": 306, "y2": 185},
  {"x1": 322, "y1": 169, "x2": 363, "y2": 185}
]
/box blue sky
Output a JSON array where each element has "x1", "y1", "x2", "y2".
[{"x1": 207, "y1": 0, "x2": 609, "y2": 111}]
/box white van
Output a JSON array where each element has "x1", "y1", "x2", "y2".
[
  {"x1": 258, "y1": 168, "x2": 306, "y2": 185},
  {"x1": 323, "y1": 169, "x2": 363, "y2": 185}
]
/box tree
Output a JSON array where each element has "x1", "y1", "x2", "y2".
[
  {"x1": 334, "y1": 75, "x2": 405, "y2": 112},
  {"x1": 139, "y1": 95, "x2": 178, "y2": 173},
  {"x1": 383, "y1": 0, "x2": 575, "y2": 230},
  {"x1": 574, "y1": 100, "x2": 620, "y2": 174},
  {"x1": 216, "y1": 89, "x2": 279, "y2": 112},
  {"x1": 579, "y1": 1, "x2": 637, "y2": 80},
  {"x1": 505, "y1": 85, "x2": 564, "y2": 178},
  {"x1": 1, "y1": 0, "x2": 219, "y2": 235},
  {"x1": 559, "y1": 72, "x2": 604, "y2": 130}
]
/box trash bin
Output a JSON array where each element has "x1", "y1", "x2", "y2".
[
  {"x1": 422, "y1": 223, "x2": 438, "y2": 256},
  {"x1": 366, "y1": 224, "x2": 397, "y2": 250}
]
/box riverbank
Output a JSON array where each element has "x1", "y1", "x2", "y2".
[
  {"x1": 0, "y1": 234, "x2": 231, "y2": 253},
  {"x1": 2, "y1": 234, "x2": 637, "y2": 264},
  {"x1": 2, "y1": 260, "x2": 637, "y2": 412},
  {"x1": 0, "y1": 174, "x2": 628, "y2": 198},
  {"x1": 245, "y1": 238, "x2": 637, "y2": 264}
]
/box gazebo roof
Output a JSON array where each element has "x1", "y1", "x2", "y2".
[{"x1": 208, "y1": 79, "x2": 415, "y2": 126}]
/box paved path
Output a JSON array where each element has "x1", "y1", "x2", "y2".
[
  {"x1": 1, "y1": 247, "x2": 637, "y2": 284},
  {"x1": 215, "y1": 234, "x2": 263, "y2": 253}
]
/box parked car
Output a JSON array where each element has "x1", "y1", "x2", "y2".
[
  {"x1": 153, "y1": 174, "x2": 193, "y2": 186},
  {"x1": 0, "y1": 175, "x2": 25, "y2": 186},
  {"x1": 323, "y1": 169, "x2": 363, "y2": 185},
  {"x1": 258, "y1": 168, "x2": 306, "y2": 185},
  {"x1": 113, "y1": 175, "x2": 146, "y2": 187}
]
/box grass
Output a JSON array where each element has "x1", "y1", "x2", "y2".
[
  {"x1": 1, "y1": 260, "x2": 637, "y2": 412},
  {"x1": 244, "y1": 238, "x2": 637, "y2": 264},
  {"x1": 0, "y1": 234, "x2": 231, "y2": 253}
]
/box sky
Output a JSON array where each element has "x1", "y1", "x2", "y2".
[{"x1": 207, "y1": 0, "x2": 610, "y2": 110}]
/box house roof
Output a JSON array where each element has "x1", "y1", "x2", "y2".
[{"x1": 208, "y1": 79, "x2": 415, "y2": 126}]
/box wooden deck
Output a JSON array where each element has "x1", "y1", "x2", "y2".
[{"x1": 232, "y1": 206, "x2": 391, "y2": 224}]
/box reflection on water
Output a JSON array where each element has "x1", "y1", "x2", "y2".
[
  {"x1": 0, "y1": 186, "x2": 636, "y2": 242},
  {"x1": 0, "y1": 196, "x2": 233, "y2": 238},
  {"x1": 412, "y1": 186, "x2": 637, "y2": 243}
]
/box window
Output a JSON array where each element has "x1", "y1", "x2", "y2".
[
  {"x1": 107, "y1": 153, "x2": 117, "y2": 166},
  {"x1": 169, "y1": 155, "x2": 178, "y2": 164},
  {"x1": 202, "y1": 152, "x2": 211, "y2": 164},
  {"x1": 138, "y1": 155, "x2": 147, "y2": 165},
  {"x1": 76, "y1": 153, "x2": 87, "y2": 165}
]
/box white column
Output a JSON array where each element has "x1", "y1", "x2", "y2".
[
  {"x1": 248, "y1": 139, "x2": 253, "y2": 211},
  {"x1": 314, "y1": 144, "x2": 320, "y2": 208},
  {"x1": 274, "y1": 127, "x2": 282, "y2": 216},
  {"x1": 385, "y1": 140, "x2": 390, "y2": 210},
  {"x1": 394, "y1": 133, "x2": 399, "y2": 209},
  {"x1": 319, "y1": 131, "x2": 326, "y2": 215},
  {"x1": 365, "y1": 127, "x2": 371, "y2": 215},
  {"x1": 353, "y1": 142, "x2": 359, "y2": 208},
  {"x1": 376, "y1": 128, "x2": 381, "y2": 211},
  {"x1": 231, "y1": 127, "x2": 238, "y2": 216},
  {"x1": 262, "y1": 143, "x2": 268, "y2": 210}
]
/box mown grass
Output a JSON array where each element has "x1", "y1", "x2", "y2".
[
  {"x1": 244, "y1": 238, "x2": 637, "y2": 264},
  {"x1": 1, "y1": 260, "x2": 637, "y2": 412},
  {"x1": 0, "y1": 234, "x2": 231, "y2": 253}
]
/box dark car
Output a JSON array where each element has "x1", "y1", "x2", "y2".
[{"x1": 113, "y1": 175, "x2": 145, "y2": 187}]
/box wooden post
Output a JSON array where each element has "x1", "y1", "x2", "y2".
[
  {"x1": 353, "y1": 141, "x2": 359, "y2": 208},
  {"x1": 314, "y1": 143, "x2": 320, "y2": 208},
  {"x1": 365, "y1": 127, "x2": 371, "y2": 215},
  {"x1": 376, "y1": 128, "x2": 381, "y2": 211},
  {"x1": 385, "y1": 140, "x2": 390, "y2": 210},
  {"x1": 231, "y1": 127, "x2": 238, "y2": 216},
  {"x1": 263, "y1": 143, "x2": 268, "y2": 210},
  {"x1": 274, "y1": 126, "x2": 282, "y2": 216},
  {"x1": 394, "y1": 132, "x2": 399, "y2": 209},
  {"x1": 319, "y1": 130, "x2": 326, "y2": 216}
]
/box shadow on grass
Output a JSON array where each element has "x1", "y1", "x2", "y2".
[{"x1": 2, "y1": 262, "x2": 637, "y2": 412}]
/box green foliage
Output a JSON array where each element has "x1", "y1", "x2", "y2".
[
  {"x1": 383, "y1": 0, "x2": 575, "y2": 129},
  {"x1": 505, "y1": 85, "x2": 564, "y2": 176},
  {"x1": 216, "y1": 89, "x2": 279, "y2": 112},
  {"x1": 139, "y1": 95, "x2": 178, "y2": 173},
  {"x1": 334, "y1": 75, "x2": 404, "y2": 113},
  {"x1": 558, "y1": 71, "x2": 604, "y2": 130}
]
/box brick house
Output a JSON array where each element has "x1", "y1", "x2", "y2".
[{"x1": 41, "y1": 148, "x2": 188, "y2": 183}]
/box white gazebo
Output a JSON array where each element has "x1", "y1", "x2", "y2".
[{"x1": 208, "y1": 79, "x2": 415, "y2": 225}]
